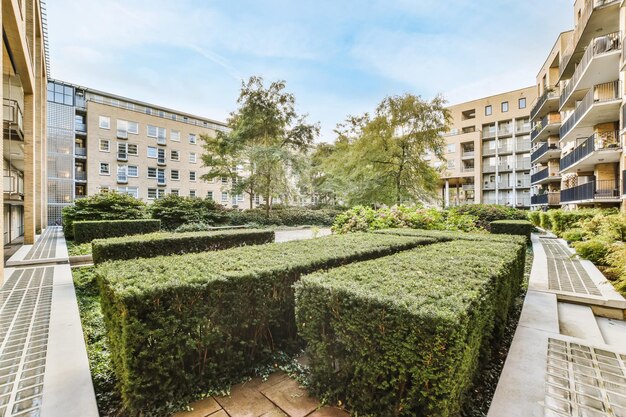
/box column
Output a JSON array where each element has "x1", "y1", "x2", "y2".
[
  {"x1": 23, "y1": 92, "x2": 37, "y2": 244},
  {"x1": 444, "y1": 180, "x2": 450, "y2": 207}
]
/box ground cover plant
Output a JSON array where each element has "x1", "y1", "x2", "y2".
[
  {"x1": 295, "y1": 238, "x2": 526, "y2": 416},
  {"x1": 91, "y1": 229, "x2": 275, "y2": 263},
  {"x1": 73, "y1": 219, "x2": 161, "y2": 244},
  {"x1": 95, "y1": 233, "x2": 437, "y2": 415}
]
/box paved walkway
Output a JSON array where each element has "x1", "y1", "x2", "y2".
[
  {"x1": 488, "y1": 234, "x2": 626, "y2": 417},
  {"x1": 1, "y1": 227, "x2": 98, "y2": 417}
]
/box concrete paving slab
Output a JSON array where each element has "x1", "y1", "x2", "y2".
[
  {"x1": 215, "y1": 383, "x2": 283, "y2": 417},
  {"x1": 172, "y1": 397, "x2": 222, "y2": 417},
  {"x1": 306, "y1": 407, "x2": 350, "y2": 417},
  {"x1": 557, "y1": 303, "x2": 605, "y2": 344},
  {"x1": 596, "y1": 317, "x2": 626, "y2": 349},
  {"x1": 518, "y1": 290, "x2": 559, "y2": 333},
  {"x1": 260, "y1": 378, "x2": 318, "y2": 417}
]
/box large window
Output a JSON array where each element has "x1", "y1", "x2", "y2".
[
  {"x1": 221, "y1": 191, "x2": 228, "y2": 202},
  {"x1": 189, "y1": 171, "x2": 196, "y2": 181},
  {"x1": 148, "y1": 188, "x2": 165, "y2": 200},
  {"x1": 147, "y1": 167, "x2": 157, "y2": 178},
  {"x1": 171, "y1": 130, "x2": 181, "y2": 141},
  {"x1": 147, "y1": 125, "x2": 167, "y2": 141},
  {"x1": 207, "y1": 191, "x2": 214, "y2": 200},
  {"x1": 127, "y1": 165, "x2": 138, "y2": 177},
  {"x1": 128, "y1": 144, "x2": 138, "y2": 156},
  {"x1": 99, "y1": 116, "x2": 111, "y2": 129},
  {"x1": 47, "y1": 82, "x2": 74, "y2": 105},
  {"x1": 189, "y1": 190, "x2": 196, "y2": 197},
  {"x1": 117, "y1": 119, "x2": 139, "y2": 135},
  {"x1": 117, "y1": 187, "x2": 139, "y2": 198}
]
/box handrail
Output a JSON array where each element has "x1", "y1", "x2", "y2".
[
  {"x1": 560, "y1": 131, "x2": 620, "y2": 170},
  {"x1": 530, "y1": 88, "x2": 558, "y2": 120},
  {"x1": 560, "y1": 81, "x2": 620, "y2": 139}
]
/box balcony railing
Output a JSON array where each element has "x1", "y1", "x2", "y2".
[
  {"x1": 517, "y1": 141, "x2": 532, "y2": 152},
  {"x1": 531, "y1": 142, "x2": 559, "y2": 162},
  {"x1": 483, "y1": 147, "x2": 497, "y2": 156},
  {"x1": 75, "y1": 171, "x2": 87, "y2": 181},
  {"x1": 3, "y1": 99, "x2": 24, "y2": 138},
  {"x1": 531, "y1": 168, "x2": 549, "y2": 183},
  {"x1": 560, "y1": 32, "x2": 621, "y2": 109},
  {"x1": 462, "y1": 184, "x2": 475, "y2": 190},
  {"x1": 561, "y1": 179, "x2": 620, "y2": 203},
  {"x1": 516, "y1": 122, "x2": 532, "y2": 134},
  {"x1": 498, "y1": 127, "x2": 512, "y2": 137},
  {"x1": 559, "y1": 131, "x2": 619, "y2": 171},
  {"x1": 531, "y1": 192, "x2": 561, "y2": 205},
  {"x1": 560, "y1": 81, "x2": 620, "y2": 139},
  {"x1": 461, "y1": 151, "x2": 475, "y2": 158},
  {"x1": 498, "y1": 145, "x2": 513, "y2": 154},
  {"x1": 516, "y1": 160, "x2": 532, "y2": 170},
  {"x1": 482, "y1": 128, "x2": 496, "y2": 139},
  {"x1": 75, "y1": 122, "x2": 86, "y2": 133},
  {"x1": 461, "y1": 166, "x2": 475, "y2": 173},
  {"x1": 530, "y1": 88, "x2": 559, "y2": 120},
  {"x1": 75, "y1": 147, "x2": 87, "y2": 157}
]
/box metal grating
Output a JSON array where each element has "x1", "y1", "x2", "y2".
[
  {"x1": 545, "y1": 338, "x2": 626, "y2": 417},
  {"x1": 0, "y1": 267, "x2": 53, "y2": 417},
  {"x1": 22, "y1": 228, "x2": 60, "y2": 262},
  {"x1": 541, "y1": 238, "x2": 602, "y2": 296}
]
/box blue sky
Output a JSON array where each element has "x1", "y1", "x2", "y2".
[{"x1": 48, "y1": 0, "x2": 572, "y2": 141}]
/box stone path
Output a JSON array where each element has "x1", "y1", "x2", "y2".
[
  {"x1": 1, "y1": 228, "x2": 98, "y2": 417},
  {"x1": 172, "y1": 371, "x2": 348, "y2": 417},
  {"x1": 488, "y1": 234, "x2": 626, "y2": 417}
]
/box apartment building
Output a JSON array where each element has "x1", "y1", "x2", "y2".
[
  {"x1": 46, "y1": 80, "x2": 259, "y2": 226},
  {"x1": 437, "y1": 87, "x2": 536, "y2": 208},
  {"x1": 2, "y1": 1, "x2": 49, "y2": 270},
  {"x1": 531, "y1": 0, "x2": 624, "y2": 211}
]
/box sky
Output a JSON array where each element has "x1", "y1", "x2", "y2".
[{"x1": 47, "y1": 0, "x2": 573, "y2": 142}]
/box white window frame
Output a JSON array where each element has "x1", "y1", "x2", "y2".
[
  {"x1": 170, "y1": 130, "x2": 181, "y2": 141},
  {"x1": 147, "y1": 146, "x2": 158, "y2": 158},
  {"x1": 171, "y1": 170, "x2": 180, "y2": 181},
  {"x1": 207, "y1": 191, "x2": 214, "y2": 200},
  {"x1": 188, "y1": 133, "x2": 197, "y2": 144},
  {"x1": 147, "y1": 167, "x2": 157, "y2": 179},
  {"x1": 171, "y1": 150, "x2": 180, "y2": 161},
  {"x1": 189, "y1": 190, "x2": 196, "y2": 197},
  {"x1": 99, "y1": 163, "x2": 110, "y2": 175},
  {"x1": 99, "y1": 116, "x2": 110, "y2": 129},
  {"x1": 171, "y1": 189, "x2": 179, "y2": 196},
  {"x1": 127, "y1": 165, "x2": 139, "y2": 177},
  {"x1": 189, "y1": 152, "x2": 197, "y2": 163},
  {"x1": 127, "y1": 144, "x2": 138, "y2": 156},
  {"x1": 189, "y1": 171, "x2": 196, "y2": 181},
  {"x1": 99, "y1": 139, "x2": 110, "y2": 152},
  {"x1": 221, "y1": 191, "x2": 228, "y2": 202}
]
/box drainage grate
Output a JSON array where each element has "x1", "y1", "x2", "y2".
[
  {"x1": 0, "y1": 267, "x2": 54, "y2": 417},
  {"x1": 545, "y1": 338, "x2": 626, "y2": 417},
  {"x1": 23, "y1": 227, "x2": 61, "y2": 262},
  {"x1": 541, "y1": 239, "x2": 602, "y2": 297}
]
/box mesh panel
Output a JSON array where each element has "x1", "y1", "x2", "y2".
[{"x1": 46, "y1": 102, "x2": 75, "y2": 226}]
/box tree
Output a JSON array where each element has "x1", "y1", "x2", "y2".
[
  {"x1": 320, "y1": 94, "x2": 450, "y2": 206},
  {"x1": 201, "y1": 76, "x2": 319, "y2": 214}
]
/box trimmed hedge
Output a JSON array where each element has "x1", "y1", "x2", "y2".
[
  {"x1": 295, "y1": 238, "x2": 526, "y2": 416},
  {"x1": 372, "y1": 228, "x2": 528, "y2": 246},
  {"x1": 490, "y1": 220, "x2": 533, "y2": 241},
  {"x1": 92, "y1": 229, "x2": 275, "y2": 264},
  {"x1": 74, "y1": 219, "x2": 161, "y2": 244},
  {"x1": 227, "y1": 208, "x2": 342, "y2": 226},
  {"x1": 96, "y1": 233, "x2": 437, "y2": 415}
]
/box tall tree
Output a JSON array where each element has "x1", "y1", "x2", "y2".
[
  {"x1": 201, "y1": 76, "x2": 319, "y2": 213},
  {"x1": 321, "y1": 94, "x2": 450, "y2": 206}
]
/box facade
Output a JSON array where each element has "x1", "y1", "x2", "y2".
[
  {"x1": 46, "y1": 80, "x2": 259, "y2": 226},
  {"x1": 2, "y1": 0, "x2": 49, "y2": 274},
  {"x1": 531, "y1": 0, "x2": 625, "y2": 211},
  {"x1": 436, "y1": 87, "x2": 536, "y2": 208}
]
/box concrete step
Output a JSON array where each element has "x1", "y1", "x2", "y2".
[
  {"x1": 557, "y1": 302, "x2": 605, "y2": 344},
  {"x1": 596, "y1": 317, "x2": 626, "y2": 351}
]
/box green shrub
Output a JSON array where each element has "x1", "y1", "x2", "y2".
[
  {"x1": 92, "y1": 229, "x2": 275, "y2": 263},
  {"x1": 562, "y1": 228, "x2": 585, "y2": 243},
  {"x1": 96, "y1": 233, "x2": 436, "y2": 415},
  {"x1": 371, "y1": 228, "x2": 528, "y2": 247},
  {"x1": 539, "y1": 211, "x2": 552, "y2": 230},
  {"x1": 528, "y1": 211, "x2": 540, "y2": 227},
  {"x1": 547, "y1": 208, "x2": 615, "y2": 237},
  {"x1": 490, "y1": 220, "x2": 533, "y2": 241},
  {"x1": 449, "y1": 204, "x2": 527, "y2": 231},
  {"x1": 572, "y1": 239, "x2": 611, "y2": 265},
  {"x1": 149, "y1": 195, "x2": 228, "y2": 230},
  {"x1": 74, "y1": 219, "x2": 161, "y2": 244},
  {"x1": 295, "y1": 239, "x2": 526, "y2": 416},
  {"x1": 227, "y1": 208, "x2": 341, "y2": 227},
  {"x1": 605, "y1": 242, "x2": 626, "y2": 296},
  {"x1": 62, "y1": 192, "x2": 147, "y2": 239}
]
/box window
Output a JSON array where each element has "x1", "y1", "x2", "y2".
[
  {"x1": 518, "y1": 98, "x2": 526, "y2": 109},
  {"x1": 99, "y1": 116, "x2": 110, "y2": 129},
  {"x1": 117, "y1": 187, "x2": 139, "y2": 198},
  {"x1": 485, "y1": 105, "x2": 492, "y2": 116},
  {"x1": 237, "y1": 194, "x2": 244, "y2": 202},
  {"x1": 118, "y1": 143, "x2": 129, "y2": 160},
  {"x1": 170, "y1": 150, "x2": 179, "y2": 161},
  {"x1": 99, "y1": 163, "x2": 110, "y2": 175},
  {"x1": 255, "y1": 195, "x2": 260, "y2": 205},
  {"x1": 171, "y1": 130, "x2": 181, "y2": 141},
  {"x1": 189, "y1": 190, "x2": 196, "y2": 197},
  {"x1": 157, "y1": 148, "x2": 166, "y2": 164},
  {"x1": 47, "y1": 82, "x2": 74, "y2": 105},
  {"x1": 128, "y1": 144, "x2": 138, "y2": 156},
  {"x1": 188, "y1": 133, "x2": 197, "y2": 144},
  {"x1": 147, "y1": 147, "x2": 158, "y2": 158},
  {"x1": 147, "y1": 188, "x2": 165, "y2": 200},
  {"x1": 447, "y1": 144, "x2": 456, "y2": 153},
  {"x1": 99, "y1": 139, "x2": 110, "y2": 152},
  {"x1": 501, "y1": 101, "x2": 509, "y2": 112},
  {"x1": 157, "y1": 168, "x2": 166, "y2": 184},
  {"x1": 171, "y1": 170, "x2": 180, "y2": 180},
  {"x1": 447, "y1": 160, "x2": 455, "y2": 169},
  {"x1": 221, "y1": 191, "x2": 228, "y2": 202},
  {"x1": 189, "y1": 171, "x2": 196, "y2": 181},
  {"x1": 207, "y1": 191, "x2": 214, "y2": 200},
  {"x1": 148, "y1": 167, "x2": 157, "y2": 179},
  {"x1": 127, "y1": 165, "x2": 138, "y2": 177},
  {"x1": 147, "y1": 125, "x2": 167, "y2": 142},
  {"x1": 171, "y1": 189, "x2": 179, "y2": 196},
  {"x1": 221, "y1": 177, "x2": 228, "y2": 185},
  {"x1": 117, "y1": 120, "x2": 139, "y2": 135},
  {"x1": 189, "y1": 152, "x2": 197, "y2": 163}
]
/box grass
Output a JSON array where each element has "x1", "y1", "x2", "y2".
[{"x1": 67, "y1": 240, "x2": 92, "y2": 256}]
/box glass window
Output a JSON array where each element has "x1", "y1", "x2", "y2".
[
  {"x1": 99, "y1": 163, "x2": 110, "y2": 175},
  {"x1": 147, "y1": 147, "x2": 158, "y2": 158},
  {"x1": 171, "y1": 130, "x2": 181, "y2": 141},
  {"x1": 171, "y1": 170, "x2": 180, "y2": 180},
  {"x1": 99, "y1": 116, "x2": 110, "y2": 129},
  {"x1": 447, "y1": 160, "x2": 455, "y2": 169},
  {"x1": 188, "y1": 134, "x2": 197, "y2": 144},
  {"x1": 485, "y1": 105, "x2": 492, "y2": 116},
  {"x1": 128, "y1": 144, "x2": 138, "y2": 156},
  {"x1": 118, "y1": 187, "x2": 139, "y2": 198},
  {"x1": 99, "y1": 139, "x2": 110, "y2": 152},
  {"x1": 189, "y1": 171, "x2": 196, "y2": 181},
  {"x1": 147, "y1": 125, "x2": 158, "y2": 137},
  {"x1": 171, "y1": 189, "x2": 179, "y2": 196},
  {"x1": 518, "y1": 98, "x2": 526, "y2": 109},
  {"x1": 189, "y1": 152, "x2": 197, "y2": 163},
  {"x1": 501, "y1": 102, "x2": 509, "y2": 112},
  {"x1": 221, "y1": 177, "x2": 228, "y2": 185},
  {"x1": 207, "y1": 191, "x2": 214, "y2": 200},
  {"x1": 127, "y1": 166, "x2": 138, "y2": 177},
  {"x1": 147, "y1": 167, "x2": 157, "y2": 178},
  {"x1": 221, "y1": 191, "x2": 228, "y2": 202},
  {"x1": 447, "y1": 144, "x2": 455, "y2": 153},
  {"x1": 171, "y1": 150, "x2": 179, "y2": 161},
  {"x1": 148, "y1": 188, "x2": 157, "y2": 199},
  {"x1": 190, "y1": 190, "x2": 197, "y2": 197}
]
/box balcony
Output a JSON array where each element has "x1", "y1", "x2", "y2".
[
  {"x1": 530, "y1": 88, "x2": 560, "y2": 121},
  {"x1": 75, "y1": 122, "x2": 87, "y2": 133},
  {"x1": 498, "y1": 163, "x2": 514, "y2": 172},
  {"x1": 531, "y1": 192, "x2": 561, "y2": 206},
  {"x1": 482, "y1": 128, "x2": 496, "y2": 139},
  {"x1": 559, "y1": 131, "x2": 620, "y2": 174},
  {"x1": 561, "y1": 179, "x2": 620, "y2": 203},
  {"x1": 559, "y1": 0, "x2": 620, "y2": 79},
  {"x1": 498, "y1": 126, "x2": 513, "y2": 137},
  {"x1": 560, "y1": 32, "x2": 621, "y2": 110},
  {"x1": 515, "y1": 160, "x2": 532, "y2": 171},
  {"x1": 483, "y1": 147, "x2": 497, "y2": 156},
  {"x1": 461, "y1": 150, "x2": 475, "y2": 159},
  {"x1": 461, "y1": 166, "x2": 475, "y2": 173},
  {"x1": 531, "y1": 113, "x2": 561, "y2": 142},
  {"x1": 531, "y1": 142, "x2": 560, "y2": 164},
  {"x1": 516, "y1": 122, "x2": 532, "y2": 135},
  {"x1": 531, "y1": 167, "x2": 561, "y2": 185},
  {"x1": 516, "y1": 140, "x2": 532, "y2": 152},
  {"x1": 3, "y1": 99, "x2": 24, "y2": 141},
  {"x1": 75, "y1": 171, "x2": 87, "y2": 182},
  {"x1": 498, "y1": 145, "x2": 513, "y2": 155},
  {"x1": 559, "y1": 81, "x2": 621, "y2": 142},
  {"x1": 75, "y1": 146, "x2": 87, "y2": 158},
  {"x1": 462, "y1": 184, "x2": 475, "y2": 191}
]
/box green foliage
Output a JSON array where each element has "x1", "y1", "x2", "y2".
[
  {"x1": 527, "y1": 211, "x2": 540, "y2": 227},
  {"x1": 228, "y1": 207, "x2": 342, "y2": 227},
  {"x1": 74, "y1": 219, "x2": 161, "y2": 244},
  {"x1": 490, "y1": 220, "x2": 533, "y2": 241},
  {"x1": 605, "y1": 243, "x2": 626, "y2": 296},
  {"x1": 539, "y1": 211, "x2": 552, "y2": 230},
  {"x1": 96, "y1": 233, "x2": 435, "y2": 415},
  {"x1": 295, "y1": 239, "x2": 526, "y2": 416},
  {"x1": 332, "y1": 205, "x2": 479, "y2": 234},
  {"x1": 546, "y1": 208, "x2": 615, "y2": 237},
  {"x1": 561, "y1": 228, "x2": 585, "y2": 243},
  {"x1": 67, "y1": 241, "x2": 92, "y2": 256},
  {"x1": 578, "y1": 213, "x2": 626, "y2": 243},
  {"x1": 572, "y1": 239, "x2": 611, "y2": 265},
  {"x1": 372, "y1": 228, "x2": 528, "y2": 247},
  {"x1": 148, "y1": 195, "x2": 227, "y2": 230},
  {"x1": 62, "y1": 192, "x2": 147, "y2": 239},
  {"x1": 449, "y1": 204, "x2": 528, "y2": 231},
  {"x1": 92, "y1": 229, "x2": 275, "y2": 263}
]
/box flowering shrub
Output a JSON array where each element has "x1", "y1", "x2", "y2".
[{"x1": 332, "y1": 205, "x2": 479, "y2": 234}]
